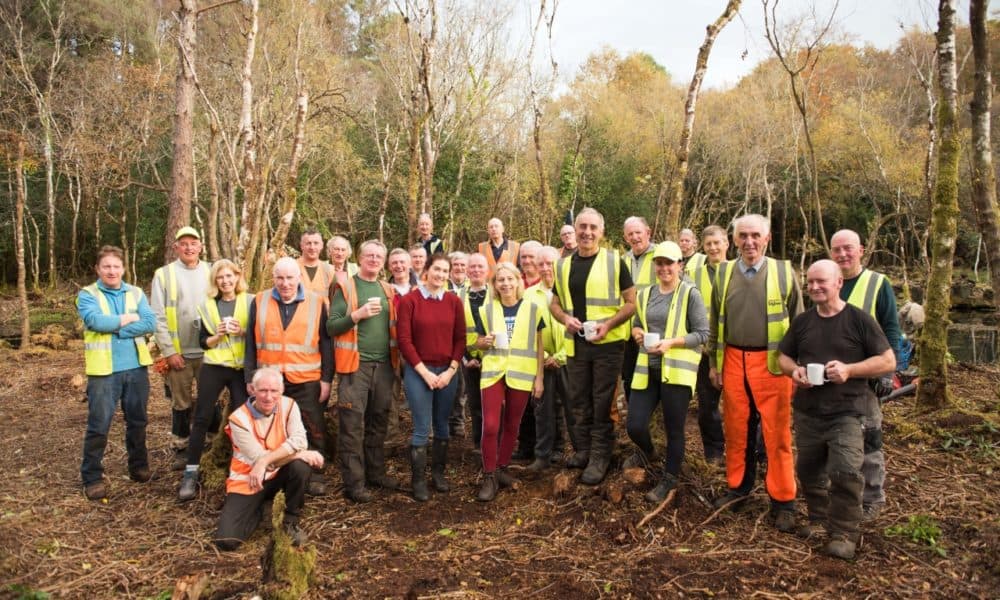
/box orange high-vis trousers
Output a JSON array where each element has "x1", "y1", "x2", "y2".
[{"x1": 721, "y1": 346, "x2": 796, "y2": 502}]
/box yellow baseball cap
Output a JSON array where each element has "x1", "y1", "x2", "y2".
[
  {"x1": 653, "y1": 241, "x2": 683, "y2": 261},
  {"x1": 175, "y1": 226, "x2": 201, "y2": 240}
]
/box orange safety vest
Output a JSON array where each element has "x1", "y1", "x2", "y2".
[
  {"x1": 297, "y1": 258, "x2": 334, "y2": 304},
  {"x1": 225, "y1": 395, "x2": 295, "y2": 495},
  {"x1": 254, "y1": 290, "x2": 322, "y2": 384},
  {"x1": 333, "y1": 276, "x2": 400, "y2": 374},
  {"x1": 478, "y1": 239, "x2": 520, "y2": 276}
]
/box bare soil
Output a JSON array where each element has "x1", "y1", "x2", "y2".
[{"x1": 0, "y1": 344, "x2": 998, "y2": 599}]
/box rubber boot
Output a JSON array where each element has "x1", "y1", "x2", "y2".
[
  {"x1": 410, "y1": 445, "x2": 429, "y2": 502},
  {"x1": 431, "y1": 439, "x2": 450, "y2": 492}
]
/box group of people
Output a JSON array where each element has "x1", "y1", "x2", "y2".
[{"x1": 78, "y1": 210, "x2": 899, "y2": 560}]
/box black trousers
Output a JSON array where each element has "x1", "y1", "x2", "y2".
[
  {"x1": 187, "y1": 364, "x2": 247, "y2": 467},
  {"x1": 214, "y1": 459, "x2": 311, "y2": 551},
  {"x1": 565, "y1": 341, "x2": 624, "y2": 458},
  {"x1": 533, "y1": 366, "x2": 571, "y2": 458},
  {"x1": 464, "y1": 364, "x2": 483, "y2": 447},
  {"x1": 694, "y1": 355, "x2": 725, "y2": 460}
]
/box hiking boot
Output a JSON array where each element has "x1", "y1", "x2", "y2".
[
  {"x1": 796, "y1": 521, "x2": 826, "y2": 540},
  {"x1": 366, "y1": 474, "x2": 400, "y2": 491},
  {"x1": 177, "y1": 471, "x2": 198, "y2": 502},
  {"x1": 283, "y1": 521, "x2": 307, "y2": 547},
  {"x1": 496, "y1": 466, "x2": 518, "y2": 488},
  {"x1": 713, "y1": 491, "x2": 747, "y2": 511},
  {"x1": 623, "y1": 451, "x2": 651, "y2": 470},
  {"x1": 862, "y1": 502, "x2": 883, "y2": 522},
  {"x1": 345, "y1": 485, "x2": 373, "y2": 504},
  {"x1": 772, "y1": 509, "x2": 797, "y2": 534},
  {"x1": 431, "y1": 439, "x2": 450, "y2": 493},
  {"x1": 526, "y1": 457, "x2": 550, "y2": 473},
  {"x1": 824, "y1": 534, "x2": 857, "y2": 560},
  {"x1": 580, "y1": 454, "x2": 610, "y2": 485},
  {"x1": 129, "y1": 466, "x2": 153, "y2": 483},
  {"x1": 477, "y1": 472, "x2": 498, "y2": 502},
  {"x1": 410, "y1": 445, "x2": 429, "y2": 502},
  {"x1": 566, "y1": 451, "x2": 589, "y2": 469},
  {"x1": 306, "y1": 479, "x2": 327, "y2": 497},
  {"x1": 644, "y1": 474, "x2": 677, "y2": 503},
  {"x1": 171, "y1": 450, "x2": 187, "y2": 471},
  {"x1": 84, "y1": 481, "x2": 108, "y2": 501}
]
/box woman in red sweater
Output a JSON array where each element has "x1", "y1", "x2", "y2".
[{"x1": 397, "y1": 254, "x2": 467, "y2": 501}]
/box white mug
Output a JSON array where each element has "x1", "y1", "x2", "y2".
[
  {"x1": 494, "y1": 330, "x2": 510, "y2": 350},
  {"x1": 221, "y1": 316, "x2": 234, "y2": 333},
  {"x1": 806, "y1": 363, "x2": 828, "y2": 386},
  {"x1": 583, "y1": 320, "x2": 599, "y2": 341},
  {"x1": 643, "y1": 332, "x2": 661, "y2": 351}
]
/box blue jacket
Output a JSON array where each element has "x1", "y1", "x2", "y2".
[{"x1": 77, "y1": 281, "x2": 157, "y2": 373}]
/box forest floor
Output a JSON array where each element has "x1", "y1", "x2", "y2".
[{"x1": 0, "y1": 290, "x2": 998, "y2": 599}]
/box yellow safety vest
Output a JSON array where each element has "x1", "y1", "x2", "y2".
[
  {"x1": 79, "y1": 283, "x2": 153, "y2": 376},
  {"x1": 525, "y1": 284, "x2": 567, "y2": 366},
  {"x1": 845, "y1": 269, "x2": 886, "y2": 317},
  {"x1": 554, "y1": 247, "x2": 629, "y2": 357},
  {"x1": 714, "y1": 257, "x2": 793, "y2": 375},
  {"x1": 463, "y1": 288, "x2": 489, "y2": 360},
  {"x1": 684, "y1": 253, "x2": 707, "y2": 278},
  {"x1": 627, "y1": 247, "x2": 657, "y2": 289},
  {"x1": 689, "y1": 262, "x2": 718, "y2": 312},
  {"x1": 632, "y1": 282, "x2": 700, "y2": 393},
  {"x1": 479, "y1": 298, "x2": 542, "y2": 391},
  {"x1": 197, "y1": 293, "x2": 250, "y2": 369},
  {"x1": 154, "y1": 261, "x2": 210, "y2": 354}
]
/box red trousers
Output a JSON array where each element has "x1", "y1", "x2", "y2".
[
  {"x1": 481, "y1": 380, "x2": 530, "y2": 473},
  {"x1": 721, "y1": 346, "x2": 796, "y2": 502}
]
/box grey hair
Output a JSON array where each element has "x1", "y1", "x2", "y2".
[{"x1": 732, "y1": 214, "x2": 770, "y2": 236}]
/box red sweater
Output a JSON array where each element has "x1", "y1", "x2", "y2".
[{"x1": 397, "y1": 287, "x2": 467, "y2": 368}]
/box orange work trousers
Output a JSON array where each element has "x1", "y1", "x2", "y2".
[{"x1": 721, "y1": 346, "x2": 796, "y2": 502}]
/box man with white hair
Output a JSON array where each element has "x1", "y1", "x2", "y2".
[
  {"x1": 679, "y1": 228, "x2": 705, "y2": 272},
  {"x1": 621, "y1": 216, "x2": 657, "y2": 406},
  {"x1": 418, "y1": 212, "x2": 445, "y2": 257},
  {"x1": 519, "y1": 241, "x2": 543, "y2": 288},
  {"x1": 327, "y1": 235, "x2": 359, "y2": 286},
  {"x1": 244, "y1": 257, "x2": 334, "y2": 496},
  {"x1": 512, "y1": 240, "x2": 544, "y2": 460},
  {"x1": 707, "y1": 214, "x2": 803, "y2": 532}
]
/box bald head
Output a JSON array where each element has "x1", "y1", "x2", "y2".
[
  {"x1": 806, "y1": 259, "x2": 844, "y2": 311},
  {"x1": 273, "y1": 256, "x2": 302, "y2": 302},
  {"x1": 830, "y1": 229, "x2": 864, "y2": 278}
]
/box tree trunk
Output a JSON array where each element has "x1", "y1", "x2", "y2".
[
  {"x1": 13, "y1": 137, "x2": 31, "y2": 349},
  {"x1": 205, "y1": 121, "x2": 221, "y2": 261},
  {"x1": 42, "y1": 113, "x2": 56, "y2": 288},
  {"x1": 405, "y1": 114, "x2": 422, "y2": 247},
  {"x1": 235, "y1": 0, "x2": 261, "y2": 277},
  {"x1": 664, "y1": 0, "x2": 742, "y2": 239},
  {"x1": 167, "y1": 0, "x2": 199, "y2": 262},
  {"x1": 917, "y1": 0, "x2": 960, "y2": 410},
  {"x1": 267, "y1": 80, "x2": 310, "y2": 280},
  {"x1": 969, "y1": 0, "x2": 1000, "y2": 308}
]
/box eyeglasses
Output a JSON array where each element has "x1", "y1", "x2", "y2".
[{"x1": 361, "y1": 253, "x2": 385, "y2": 261}]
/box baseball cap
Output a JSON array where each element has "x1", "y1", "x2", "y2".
[
  {"x1": 175, "y1": 226, "x2": 201, "y2": 240},
  {"x1": 653, "y1": 241, "x2": 683, "y2": 262}
]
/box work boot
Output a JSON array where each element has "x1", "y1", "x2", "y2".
[
  {"x1": 566, "y1": 451, "x2": 589, "y2": 469},
  {"x1": 772, "y1": 509, "x2": 797, "y2": 534},
  {"x1": 862, "y1": 502, "x2": 883, "y2": 522},
  {"x1": 526, "y1": 456, "x2": 550, "y2": 473},
  {"x1": 431, "y1": 439, "x2": 450, "y2": 492},
  {"x1": 477, "y1": 472, "x2": 498, "y2": 502},
  {"x1": 644, "y1": 473, "x2": 677, "y2": 503},
  {"x1": 306, "y1": 477, "x2": 327, "y2": 497},
  {"x1": 713, "y1": 491, "x2": 747, "y2": 511},
  {"x1": 824, "y1": 534, "x2": 857, "y2": 560},
  {"x1": 178, "y1": 471, "x2": 198, "y2": 502},
  {"x1": 623, "y1": 451, "x2": 652, "y2": 470},
  {"x1": 410, "y1": 445, "x2": 429, "y2": 502},
  {"x1": 84, "y1": 481, "x2": 108, "y2": 501},
  {"x1": 283, "y1": 521, "x2": 307, "y2": 547},
  {"x1": 495, "y1": 466, "x2": 518, "y2": 488},
  {"x1": 171, "y1": 449, "x2": 187, "y2": 471},
  {"x1": 128, "y1": 466, "x2": 152, "y2": 483},
  {"x1": 366, "y1": 473, "x2": 400, "y2": 491},
  {"x1": 345, "y1": 485, "x2": 373, "y2": 504},
  {"x1": 580, "y1": 454, "x2": 610, "y2": 485}
]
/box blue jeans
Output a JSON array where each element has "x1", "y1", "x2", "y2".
[
  {"x1": 403, "y1": 364, "x2": 458, "y2": 446},
  {"x1": 81, "y1": 367, "x2": 150, "y2": 485}
]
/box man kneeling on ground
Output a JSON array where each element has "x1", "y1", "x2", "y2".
[
  {"x1": 214, "y1": 367, "x2": 324, "y2": 551},
  {"x1": 778, "y1": 260, "x2": 895, "y2": 560}
]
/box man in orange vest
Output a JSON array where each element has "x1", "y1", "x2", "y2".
[
  {"x1": 244, "y1": 257, "x2": 334, "y2": 496},
  {"x1": 327, "y1": 240, "x2": 400, "y2": 503},
  {"x1": 478, "y1": 217, "x2": 520, "y2": 276},
  {"x1": 297, "y1": 228, "x2": 335, "y2": 301},
  {"x1": 214, "y1": 367, "x2": 324, "y2": 551}
]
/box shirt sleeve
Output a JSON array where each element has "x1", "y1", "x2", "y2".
[
  {"x1": 318, "y1": 304, "x2": 333, "y2": 383},
  {"x1": 618, "y1": 258, "x2": 634, "y2": 291},
  {"x1": 149, "y1": 268, "x2": 176, "y2": 357},
  {"x1": 282, "y1": 401, "x2": 309, "y2": 454},
  {"x1": 326, "y1": 284, "x2": 355, "y2": 337},
  {"x1": 396, "y1": 294, "x2": 422, "y2": 367},
  {"x1": 683, "y1": 288, "x2": 709, "y2": 348},
  {"x1": 118, "y1": 289, "x2": 157, "y2": 339},
  {"x1": 228, "y1": 417, "x2": 265, "y2": 464},
  {"x1": 875, "y1": 278, "x2": 901, "y2": 359},
  {"x1": 77, "y1": 289, "x2": 121, "y2": 333}
]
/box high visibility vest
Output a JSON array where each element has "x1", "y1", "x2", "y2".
[
  {"x1": 845, "y1": 269, "x2": 887, "y2": 317},
  {"x1": 554, "y1": 247, "x2": 629, "y2": 357},
  {"x1": 478, "y1": 239, "x2": 520, "y2": 276},
  {"x1": 479, "y1": 297, "x2": 542, "y2": 391},
  {"x1": 297, "y1": 258, "x2": 335, "y2": 302},
  {"x1": 526, "y1": 283, "x2": 567, "y2": 365},
  {"x1": 627, "y1": 247, "x2": 657, "y2": 289},
  {"x1": 689, "y1": 262, "x2": 717, "y2": 312},
  {"x1": 684, "y1": 253, "x2": 707, "y2": 278},
  {"x1": 631, "y1": 283, "x2": 700, "y2": 393},
  {"x1": 714, "y1": 257, "x2": 793, "y2": 375},
  {"x1": 225, "y1": 395, "x2": 295, "y2": 495},
  {"x1": 197, "y1": 293, "x2": 250, "y2": 369},
  {"x1": 332, "y1": 276, "x2": 399, "y2": 374},
  {"x1": 154, "y1": 261, "x2": 210, "y2": 354},
  {"x1": 79, "y1": 283, "x2": 153, "y2": 376},
  {"x1": 463, "y1": 288, "x2": 489, "y2": 360},
  {"x1": 254, "y1": 291, "x2": 322, "y2": 384}
]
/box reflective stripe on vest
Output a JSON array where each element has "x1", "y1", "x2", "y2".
[
  {"x1": 197, "y1": 292, "x2": 249, "y2": 369},
  {"x1": 690, "y1": 263, "x2": 715, "y2": 312},
  {"x1": 464, "y1": 290, "x2": 488, "y2": 360},
  {"x1": 526, "y1": 284, "x2": 566, "y2": 360},
  {"x1": 554, "y1": 247, "x2": 628, "y2": 357},
  {"x1": 254, "y1": 291, "x2": 322, "y2": 384},
  {"x1": 714, "y1": 258, "x2": 792, "y2": 375},
  {"x1": 333, "y1": 276, "x2": 398, "y2": 374},
  {"x1": 631, "y1": 282, "x2": 700, "y2": 393},
  {"x1": 80, "y1": 283, "x2": 153, "y2": 376},
  {"x1": 225, "y1": 395, "x2": 293, "y2": 495},
  {"x1": 479, "y1": 298, "x2": 541, "y2": 391},
  {"x1": 845, "y1": 269, "x2": 885, "y2": 317},
  {"x1": 628, "y1": 247, "x2": 657, "y2": 289},
  {"x1": 684, "y1": 253, "x2": 707, "y2": 278},
  {"x1": 156, "y1": 261, "x2": 210, "y2": 354}
]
